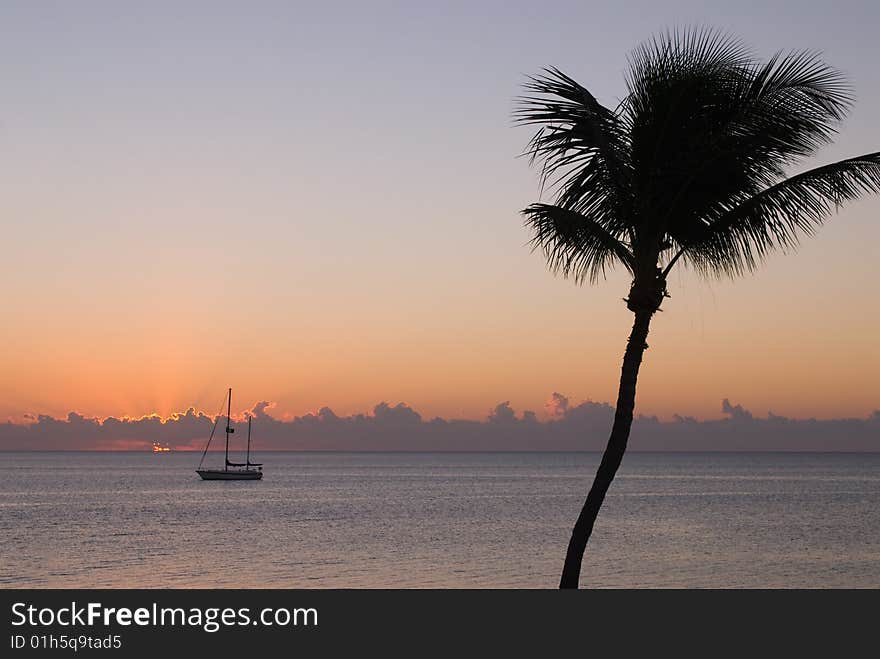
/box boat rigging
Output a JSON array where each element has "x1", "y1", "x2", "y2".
[{"x1": 196, "y1": 388, "x2": 263, "y2": 481}]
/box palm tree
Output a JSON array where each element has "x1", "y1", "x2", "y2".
[{"x1": 515, "y1": 28, "x2": 880, "y2": 589}]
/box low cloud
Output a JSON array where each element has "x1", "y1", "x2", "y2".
[
  {"x1": 544, "y1": 392, "x2": 569, "y2": 418},
  {"x1": 488, "y1": 401, "x2": 517, "y2": 424},
  {"x1": 722, "y1": 398, "x2": 753, "y2": 421},
  {"x1": 1, "y1": 397, "x2": 877, "y2": 452}
]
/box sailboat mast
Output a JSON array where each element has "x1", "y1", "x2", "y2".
[
  {"x1": 225, "y1": 387, "x2": 231, "y2": 471},
  {"x1": 247, "y1": 416, "x2": 251, "y2": 465}
]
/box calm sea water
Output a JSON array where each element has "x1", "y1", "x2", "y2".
[{"x1": 1, "y1": 452, "x2": 878, "y2": 588}]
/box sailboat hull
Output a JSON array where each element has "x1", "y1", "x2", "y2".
[
  {"x1": 197, "y1": 469, "x2": 262, "y2": 481},
  {"x1": 196, "y1": 389, "x2": 265, "y2": 480}
]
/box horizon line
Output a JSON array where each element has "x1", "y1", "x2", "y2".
[{"x1": 3, "y1": 448, "x2": 879, "y2": 454}]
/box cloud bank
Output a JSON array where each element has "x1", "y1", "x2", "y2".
[{"x1": 2, "y1": 396, "x2": 878, "y2": 451}]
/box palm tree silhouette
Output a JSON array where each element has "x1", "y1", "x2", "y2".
[{"x1": 516, "y1": 28, "x2": 880, "y2": 589}]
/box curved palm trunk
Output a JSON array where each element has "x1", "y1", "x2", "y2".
[{"x1": 559, "y1": 308, "x2": 653, "y2": 588}]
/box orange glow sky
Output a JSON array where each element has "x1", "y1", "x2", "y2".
[{"x1": 1, "y1": 2, "x2": 878, "y2": 425}]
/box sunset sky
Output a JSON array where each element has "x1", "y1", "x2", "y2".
[{"x1": 2, "y1": 0, "x2": 878, "y2": 427}]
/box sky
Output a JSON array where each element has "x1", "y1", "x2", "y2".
[{"x1": 1, "y1": 0, "x2": 879, "y2": 437}]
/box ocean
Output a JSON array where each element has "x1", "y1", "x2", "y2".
[{"x1": 2, "y1": 451, "x2": 878, "y2": 588}]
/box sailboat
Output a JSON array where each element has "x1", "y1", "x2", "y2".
[{"x1": 196, "y1": 388, "x2": 263, "y2": 480}]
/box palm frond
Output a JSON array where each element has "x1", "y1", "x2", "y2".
[
  {"x1": 514, "y1": 68, "x2": 633, "y2": 229},
  {"x1": 739, "y1": 49, "x2": 852, "y2": 159},
  {"x1": 625, "y1": 26, "x2": 752, "y2": 96},
  {"x1": 678, "y1": 153, "x2": 880, "y2": 277},
  {"x1": 521, "y1": 203, "x2": 634, "y2": 283}
]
